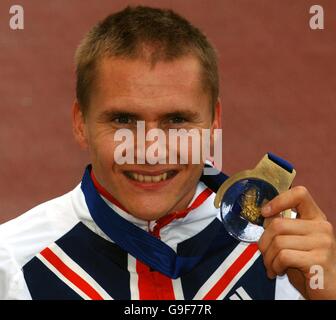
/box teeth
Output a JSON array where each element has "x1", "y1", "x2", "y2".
[
  {"x1": 128, "y1": 172, "x2": 171, "y2": 183},
  {"x1": 152, "y1": 175, "x2": 161, "y2": 182}
]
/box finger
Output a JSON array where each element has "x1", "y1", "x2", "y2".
[
  {"x1": 262, "y1": 235, "x2": 317, "y2": 278},
  {"x1": 263, "y1": 214, "x2": 281, "y2": 229},
  {"x1": 272, "y1": 249, "x2": 311, "y2": 276},
  {"x1": 261, "y1": 186, "x2": 325, "y2": 221},
  {"x1": 259, "y1": 218, "x2": 314, "y2": 254}
]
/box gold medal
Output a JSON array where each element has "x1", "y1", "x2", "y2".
[{"x1": 214, "y1": 153, "x2": 296, "y2": 242}]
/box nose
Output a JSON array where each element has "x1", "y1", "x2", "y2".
[{"x1": 134, "y1": 121, "x2": 167, "y2": 165}]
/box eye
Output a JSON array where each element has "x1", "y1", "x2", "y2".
[
  {"x1": 113, "y1": 115, "x2": 134, "y2": 124},
  {"x1": 169, "y1": 116, "x2": 187, "y2": 124}
]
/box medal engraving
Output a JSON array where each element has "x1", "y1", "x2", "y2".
[
  {"x1": 240, "y1": 188, "x2": 260, "y2": 224},
  {"x1": 239, "y1": 187, "x2": 268, "y2": 225}
]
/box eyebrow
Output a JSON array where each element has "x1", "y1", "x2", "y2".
[
  {"x1": 161, "y1": 111, "x2": 201, "y2": 121},
  {"x1": 98, "y1": 108, "x2": 201, "y2": 122},
  {"x1": 98, "y1": 110, "x2": 140, "y2": 122}
]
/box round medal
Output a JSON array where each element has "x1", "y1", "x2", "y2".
[{"x1": 214, "y1": 153, "x2": 296, "y2": 242}]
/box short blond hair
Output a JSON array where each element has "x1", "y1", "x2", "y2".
[{"x1": 75, "y1": 6, "x2": 219, "y2": 116}]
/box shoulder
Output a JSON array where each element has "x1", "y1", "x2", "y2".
[
  {"x1": 0, "y1": 186, "x2": 82, "y2": 299},
  {"x1": 0, "y1": 186, "x2": 81, "y2": 269}
]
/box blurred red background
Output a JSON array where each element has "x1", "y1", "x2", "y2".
[{"x1": 0, "y1": 0, "x2": 335, "y2": 225}]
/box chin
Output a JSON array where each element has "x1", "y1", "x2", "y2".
[{"x1": 127, "y1": 206, "x2": 169, "y2": 221}]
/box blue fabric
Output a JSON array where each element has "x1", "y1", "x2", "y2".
[
  {"x1": 80, "y1": 166, "x2": 229, "y2": 279},
  {"x1": 267, "y1": 152, "x2": 294, "y2": 173},
  {"x1": 200, "y1": 164, "x2": 229, "y2": 192}
]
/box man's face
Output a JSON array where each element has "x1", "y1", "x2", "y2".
[{"x1": 73, "y1": 55, "x2": 220, "y2": 221}]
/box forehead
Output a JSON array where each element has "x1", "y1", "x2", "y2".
[{"x1": 91, "y1": 55, "x2": 208, "y2": 111}]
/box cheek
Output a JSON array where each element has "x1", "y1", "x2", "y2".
[
  {"x1": 180, "y1": 164, "x2": 204, "y2": 194},
  {"x1": 88, "y1": 128, "x2": 119, "y2": 166},
  {"x1": 175, "y1": 128, "x2": 210, "y2": 164}
]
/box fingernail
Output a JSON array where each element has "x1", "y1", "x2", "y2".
[{"x1": 262, "y1": 205, "x2": 271, "y2": 215}]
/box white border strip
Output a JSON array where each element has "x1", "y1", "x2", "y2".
[{"x1": 128, "y1": 254, "x2": 140, "y2": 300}]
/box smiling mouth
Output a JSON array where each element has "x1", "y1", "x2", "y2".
[{"x1": 124, "y1": 170, "x2": 178, "y2": 183}]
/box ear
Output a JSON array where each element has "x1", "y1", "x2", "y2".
[
  {"x1": 72, "y1": 101, "x2": 88, "y2": 149},
  {"x1": 211, "y1": 98, "x2": 222, "y2": 130},
  {"x1": 208, "y1": 99, "x2": 222, "y2": 164}
]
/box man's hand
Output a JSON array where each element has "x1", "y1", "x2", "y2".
[{"x1": 258, "y1": 186, "x2": 336, "y2": 299}]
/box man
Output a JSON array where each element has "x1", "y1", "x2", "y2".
[{"x1": 0, "y1": 6, "x2": 335, "y2": 300}]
